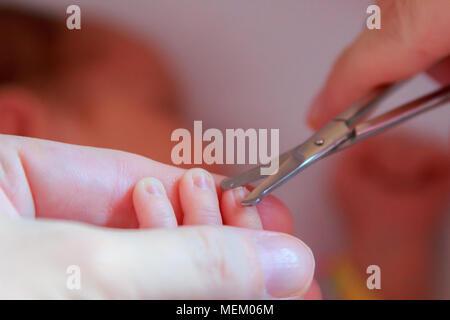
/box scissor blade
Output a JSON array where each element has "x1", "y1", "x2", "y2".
[
  {"x1": 241, "y1": 152, "x2": 306, "y2": 206},
  {"x1": 220, "y1": 151, "x2": 291, "y2": 190}
]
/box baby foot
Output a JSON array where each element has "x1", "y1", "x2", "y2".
[{"x1": 132, "y1": 168, "x2": 263, "y2": 230}]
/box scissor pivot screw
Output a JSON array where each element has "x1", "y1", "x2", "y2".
[{"x1": 314, "y1": 139, "x2": 324, "y2": 146}]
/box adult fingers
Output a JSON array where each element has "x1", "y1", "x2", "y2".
[
  {"x1": 307, "y1": 0, "x2": 450, "y2": 129},
  {"x1": 132, "y1": 177, "x2": 177, "y2": 228},
  {"x1": 1, "y1": 220, "x2": 314, "y2": 299},
  {"x1": 94, "y1": 226, "x2": 315, "y2": 299}
]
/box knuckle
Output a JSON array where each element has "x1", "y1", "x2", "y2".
[
  {"x1": 196, "y1": 203, "x2": 221, "y2": 224},
  {"x1": 388, "y1": 1, "x2": 443, "y2": 64},
  {"x1": 193, "y1": 227, "x2": 231, "y2": 281},
  {"x1": 190, "y1": 227, "x2": 262, "y2": 298}
]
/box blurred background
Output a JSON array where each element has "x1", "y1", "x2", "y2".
[{"x1": 1, "y1": 0, "x2": 449, "y2": 299}]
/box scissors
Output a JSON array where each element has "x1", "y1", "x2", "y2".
[{"x1": 220, "y1": 82, "x2": 450, "y2": 205}]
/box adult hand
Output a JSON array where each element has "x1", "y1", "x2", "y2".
[
  {"x1": 0, "y1": 134, "x2": 316, "y2": 299},
  {"x1": 1, "y1": 134, "x2": 292, "y2": 231},
  {"x1": 307, "y1": 0, "x2": 450, "y2": 129}
]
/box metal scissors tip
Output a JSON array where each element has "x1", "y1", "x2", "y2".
[{"x1": 221, "y1": 82, "x2": 450, "y2": 205}]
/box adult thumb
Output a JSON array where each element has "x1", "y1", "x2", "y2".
[
  {"x1": 98, "y1": 226, "x2": 315, "y2": 299},
  {"x1": 307, "y1": 0, "x2": 450, "y2": 129}
]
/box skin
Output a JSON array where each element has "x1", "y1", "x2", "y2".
[
  {"x1": 306, "y1": 0, "x2": 450, "y2": 299},
  {"x1": 4, "y1": 0, "x2": 449, "y2": 299},
  {"x1": 0, "y1": 20, "x2": 320, "y2": 298},
  {"x1": 307, "y1": 0, "x2": 450, "y2": 129},
  {"x1": 0, "y1": 134, "x2": 316, "y2": 299}
]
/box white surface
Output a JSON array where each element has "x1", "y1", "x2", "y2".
[{"x1": 9, "y1": 0, "x2": 450, "y2": 296}]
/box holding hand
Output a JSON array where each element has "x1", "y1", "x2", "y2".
[
  {"x1": 0, "y1": 134, "x2": 316, "y2": 299},
  {"x1": 308, "y1": 0, "x2": 450, "y2": 129}
]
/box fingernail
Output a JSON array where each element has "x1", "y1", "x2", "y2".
[
  {"x1": 141, "y1": 177, "x2": 165, "y2": 196},
  {"x1": 232, "y1": 187, "x2": 248, "y2": 206},
  {"x1": 255, "y1": 233, "x2": 315, "y2": 298},
  {"x1": 307, "y1": 91, "x2": 325, "y2": 130},
  {"x1": 191, "y1": 168, "x2": 214, "y2": 190}
]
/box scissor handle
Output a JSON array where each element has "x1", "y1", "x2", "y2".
[
  {"x1": 334, "y1": 82, "x2": 404, "y2": 127},
  {"x1": 352, "y1": 84, "x2": 450, "y2": 143},
  {"x1": 330, "y1": 84, "x2": 450, "y2": 153}
]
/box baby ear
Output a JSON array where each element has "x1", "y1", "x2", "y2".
[{"x1": 0, "y1": 87, "x2": 40, "y2": 136}]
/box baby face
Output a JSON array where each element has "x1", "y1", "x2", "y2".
[{"x1": 26, "y1": 24, "x2": 185, "y2": 165}]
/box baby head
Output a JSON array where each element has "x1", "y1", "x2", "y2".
[{"x1": 0, "y1": 6, "x2": 183, "y2": 164}]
